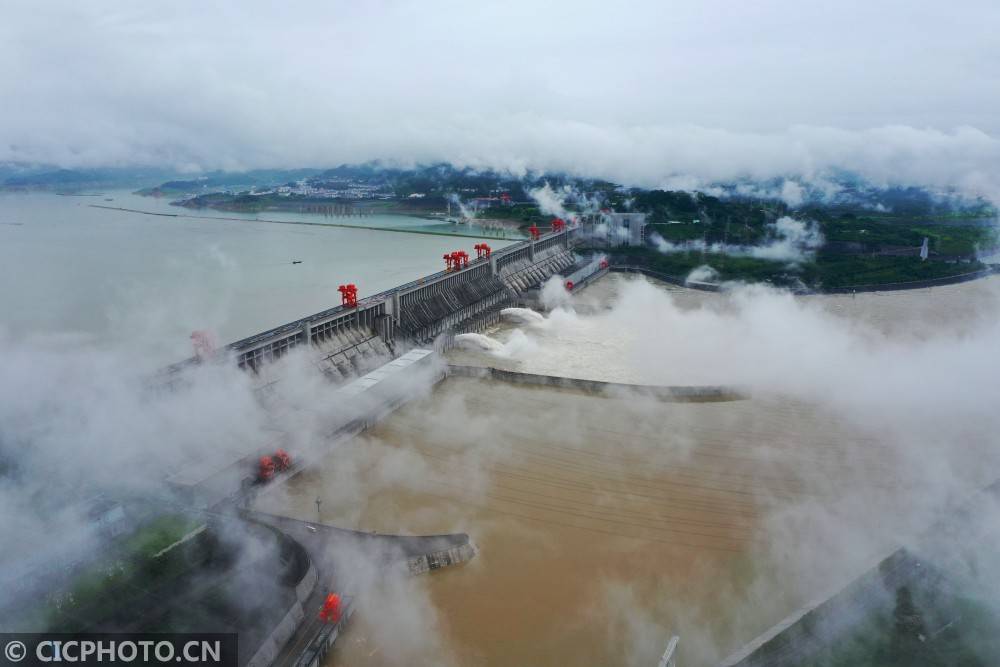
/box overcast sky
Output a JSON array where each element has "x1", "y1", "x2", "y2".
[{"x1": 2, "y1": 0, "x2": 999, "y2": 195}]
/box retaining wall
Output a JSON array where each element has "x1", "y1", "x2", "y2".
[
  {"x1": 247, "y1": 602, "x2": 306, "y2": 667},
  {"x1": 292, "y1": 597, "x2": 356, "y2": 667},
  {"x1": 447, "y1": 365, "x2": 748, "y2": 402}
]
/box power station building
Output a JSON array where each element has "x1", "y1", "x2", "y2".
[{"x1": 581, "y1": 212, "x2": 648, "y2": 247}]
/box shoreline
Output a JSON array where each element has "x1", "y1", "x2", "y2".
[
  {"x1": 89, "y1": 204, "x2": 521, "y2": 241},
  {"x1": 610, "y1": 264, "x2": 997, "y2": 295}
]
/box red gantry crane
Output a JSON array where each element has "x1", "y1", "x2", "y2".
[
  {"x1": 338, "y1": 284, "x2": 358, "y2": 308},
  {"x1": 446, "y1": 250, "x2": 469, "y2": 270},
  {"x1": 190, "y1": 330, "x2": 216, "y2": 360},
  {"x1": 258, "y1": 455, "x2": 275, "y2": 483},
  {"x1": 273, "y1": 448, "x2": 291, "y2": 472},
  {"x1": 319, "y1": 593, "x2": 342, "y2": 623}
]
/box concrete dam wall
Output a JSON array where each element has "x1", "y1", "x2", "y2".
[{"x1": 157, "y1": 228, "x2": 579, "y2": 386}]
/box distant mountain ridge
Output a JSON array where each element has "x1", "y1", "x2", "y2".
[{"x1": 3, "y1": 161, "x2": 995, "y2": 218}]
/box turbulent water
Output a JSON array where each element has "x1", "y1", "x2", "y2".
[
  {"x1": 450, "y1": 273, "x2": 1000, "y2": 384},
  {"x1": 500, "y1": 306, "x2": 546, "y2": 325},
  {"x1": 0, "y1": 191, "x2": 514, "y2": 366},
  {"x1": 452, "y1": 332, "x2": 505, "y2": 352},
  {"x1": 255, "y1": 272, "x2": 1000, "y2": 667}
]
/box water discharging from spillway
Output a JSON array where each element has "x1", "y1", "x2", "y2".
[
  {"x1": 255, "y1": 272, "x2": 1000, "y2": 667},
  {"x1": 452, "y1": 332, "x2": 506, "y2": 352},
  {"x1": 500, "y1": 307, "x2": 546, "y2": 325}
]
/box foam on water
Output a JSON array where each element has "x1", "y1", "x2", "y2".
[
  {"x1": 500, "y1": 307, "x2": 545, "y2": 325},
  {"x1": 454, "y1": 330, "x2": 538, "y2": 359},
  {"x1": 453, "y1": 333, "x2": 505, "y2": 352}
]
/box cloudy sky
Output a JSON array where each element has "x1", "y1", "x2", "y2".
[{"x1": 3, "y1": 0, "x2": 999, "y2": 194}]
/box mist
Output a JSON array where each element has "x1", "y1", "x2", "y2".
[
  {"x1": 650, "y1": 216, "x2": 824, "y2": 265},
  {"x1": 5, "y1": 0, "x2": 1000, "y2": 663},
  {"x1": 456, "y1": 274, "x2": 1000, "y2": 663},
  {"x1": 4, "y1": 1, "x2": 1000, "y2": 201},
  {"x1": 6, "y1": 262, "x2": 1000, "y2": 663}
]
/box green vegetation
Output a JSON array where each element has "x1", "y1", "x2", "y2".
[
  {"x1": 821, "y1": 218, "x2": 995, "y2": 257},
  {"x1": 44, "y1": 514, "x2": 206, "y2": 631},
  {"x1": 603, "y1": 188, "x2": 995, "y2": 289},
  {"x1": 122, "y1": 513, "x2": 202, "y2": 558},
  {"x1": 598, "y1": 246, "x2": 803, "y2": 286},
  {"x1": 600, "y1": 246, "x2": 988, "y2": 290},
  {"x1": 30, "y1": 518, "x2": 302, "y2": 645},
  {"x1": 136, "y1": 163, "x2": 999, "y2": 290},
  {"x1": 800, "y1": 587, "x2": 1000, "y2": 667},
  {"x1": 625, "y1": 189, "x2": 786, "y2": 228},
  {"x1": 478, "y1": 204, "x2": 546, "y2": 224},
  {"x1": 811, "y1": 254, "x2": 986, "y2": 288}
]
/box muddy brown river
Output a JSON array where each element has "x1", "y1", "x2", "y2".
[{"x1": 253, "y1": 273, "x2": 1000, "y2": 667}]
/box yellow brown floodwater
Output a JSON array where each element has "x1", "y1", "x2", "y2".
[{"x1": 253, "y1": 273, "x2": 1000, "y2": 667}]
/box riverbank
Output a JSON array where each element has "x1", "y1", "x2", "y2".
[
  {"x1": 90, "y1": 204, "x2": 518, "y2": 240},
  {"x1": 611, "y1": 263, "x2": 996, "y2": 295},
  {"x1": 599, "y1": 246, "x2": 996, "y2": 293}
]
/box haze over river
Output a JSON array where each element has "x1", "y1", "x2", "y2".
[
  {"x1": 256, "y1": 273, "x2": 1000, "y2": 667},
  {"x1": 7, "y1": 190, "x2": 1000, "y2": 666},
  {"x1": 0, "y1": 191, "x2": 513, "y2": 367}
]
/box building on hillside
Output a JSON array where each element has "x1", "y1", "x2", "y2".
[{"x1": 580, "y1": 212, "x2": 648, "y2": 247}]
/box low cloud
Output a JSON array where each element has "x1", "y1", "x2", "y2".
[
  {"x1": 685, "y1": 265, "x2": 719, "y2": 284},
  {"x1": 457, "y1": 274, "x2": 1000, "y2": 662},
  {"x1": 650, "y1": 216, "x2": 824, "y2": 265},
  {"x1": 3, "y1": 2, "x2": 1000, "y2": 202}
]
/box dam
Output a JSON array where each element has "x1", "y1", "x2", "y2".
[
  {"x1": 158, "y1": 226, "x2": 578, "y2": 382},
  {"x1": 155, "y1": 224, "x2": 602, "y2": 666},
  {"x1": 158, "y1": 225, "x2": 591, "y2": 511}
]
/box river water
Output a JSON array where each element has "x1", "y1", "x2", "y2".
[
  {"x1": 0, "y1": 191, "x2": 515, "y2": 367},
  {"x1": 252, "y1": 272, "x2": 1000, "y2": 667},
  {"x1": 9, "y1": 194, "x2": 999, "y2": 665}
]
